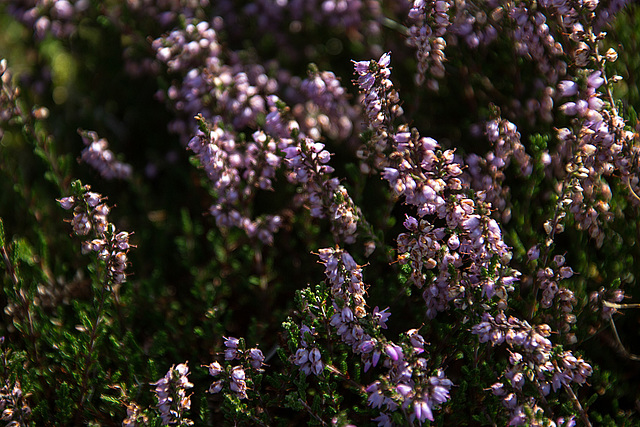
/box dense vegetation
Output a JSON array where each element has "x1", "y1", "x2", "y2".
[{"x1": 1, "y1": 1, "x2": 640, "y2": 425}]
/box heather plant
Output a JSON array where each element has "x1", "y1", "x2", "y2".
[{"x1": 1, "y1": 0, "x2": 640, "y2": 426}]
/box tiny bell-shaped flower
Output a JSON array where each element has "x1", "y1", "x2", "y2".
[
  {"x1": 248, "y1": 348, "x2": 265, "y2": 369},
  {"x1": 206, "y1": 361, "x2": 224, "y2": 376},
  {"x1": 208, "y1": 380, "x2": 223, "y2": 394},
  {"x1": 57, "y1": 196, "x2": 75, "y2": 210}
]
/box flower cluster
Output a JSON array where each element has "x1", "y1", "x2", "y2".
[
  {"x1": 283, "y1": 138, "x2": 361, "y2": 244},
  {"x1": 153, "y1": 15, "x2": 362, "y2": 146},
  {"x1": 589, "y1": 287, "x2": 625, "y2": 320},
  {"x1": 406, "y1": 0, "x2": 571, "y2": 123},
  {"x1": 314, "y1": 247, "x2": 453, "y2": 425},
  {"x1": 352, "y1": 52, "x2": 402, "y2": 173},
  {"x1": 291, "y1": 348, "x2": 323, "y2": 377},
  {"x1": 0, "y1": 338, "x2": 31, "y2": 427},
  {"x1": 208, "y1": 68, "x2": 271, "y2": 130},
  {"x1": 153, "y1": 20, "x2": 220, "y2": 74},
  {"x1": 507, "y1": 3, "x2": 565, "y2": 105},
  {"x1": 367, "y1": 367, "x2": 452, "y2": 426},
  {"x1": 206, "y1": 336, "x2": 265, "y2": 400},
  {"x1": 187, "y1": 122, "x2": 283, "y2": 244},
  {"x1": 528, "y1": 253, "x2": 578, "y2": 342},
  {"x1": 154, "y1": 18, "x2": 365, "y2": 245},
  {"x1": 152, "y1": 17, "x2": 352, "y2": 148},
  {"x1": 473, "y1": 312, "x2": 592, "y2": 425},
  {"x1": 0, "y1": 379, "x2": 30, "y2": 427},
  {"x1": 362, "y1": 337, "x2": 454, "y2": 427},
  {"x1": 0, "y1": 60, "x2": 20, "y2": 129},
  {"x1": 208, "y1": 361, "x2": 249, "y2": 400},
  {"x1": 291, "y1": 324, "x2": 325, "y2": 376},
  {"x1": 2, "y1": 0, "x2": 640, "y2": 425},
  {"x1": 319, "y1": 248, "x2": 369, "y2": 344},
  {"x1": 300, "y1": 67, "x2": 357, "y2": 141},
  {"x1": 57, "y1": 183, "x2": 133, "y2": 286},
  {"x1": 385, "y1": 129, "x2": 517, "y2": 317},
  {"x1": 152, "y1": 19, "x2": 225, "y2": 142},
  {"x1": 353, "y1": 51, "x2": 600, "y2": 425},
  {"x1": 406, "y1": 0, "x2": 451, "y2": 88},
  {"x1": 556, "y1": 64, "x2": 638, "y2": 247},
  {"x1": 239, "y1": 0, "x2": 363, "y2": 35},
  {"x1": 151, "y1": 362, "x2": 194, "y2": 426},
  {"x1": 465, "y1": 116, "x2": 532, "y2": 224},
  {"x1": 78, "y1": 130, "x2": 132, "y2": 180},
  {"x1": 121, "y1": 402, "x2": 148, "y2": 427},
  {"x1": 263, "y1": 96, "x2": 301, "y2": 140},
  {"x1": 6, "y1": 0, "x2": 88, "y2": 40}
]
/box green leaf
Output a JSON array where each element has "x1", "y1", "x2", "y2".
[
  {"x1": 54, "y1": 382, "x2": 74, "y2": 424},
  {"x1": 100, "y1": 394, "x2": 121, "y2": 406},
  {"x1": 0, "y1": 217, "x2": 5, "y2": 248},
  {"x1": 198, "y1": 393, "x2": 209, "y2": 423},
  {"x1": 44, "y1": 170, "x2": 58, "y2": 186},
  {"x1": 78, "y1": 309, "x2": 94, "y2": 331},
  {"x1": 12, "y1": 237, "x2": 36, "y2": 266}
]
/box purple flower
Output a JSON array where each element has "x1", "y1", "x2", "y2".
[
  {"x1": 152, "y1": 362, "x2": 194, "y2": 426},
  {"x1": 504, "y1": 393, "x2": 517, "y2": 409},
  {"x1": 551, "y1": 370, "x2": 571, "y2": 391},
  {"x1": 447, "y1": 233, "x2": 460, "y2": 250},
  {"x1": 587, "y1": 71, "x2": 604, "y2": 89},
  {"x1": 560, "y1": 101, "x2": 578, "y2": 116},
  {"x1": 384, "y1": 344, "x2": 403, "y2": 361},
  {"x1": 59, "y1": 185, "x2": 133, "y2": 285},
  {"x1": 378, "y1": 52, "x2": 391, "y2": 68},
  {"x1": 208, "y1": 380, "x2": 223, "y2": 394},
  {"x1": 206, "y1": 361, "x2": 223, "y2": 376},
  {"x1": 461, "y1": 215, "x2": 481, "y2": 231},
  {"x1": 371, "y1": 350, "x2": 381, "y2": 368},
  {"x1": 557, "y1": 416, "x2": 577, "y2": 427},
  {"x1": 413, "y1": 399, "x2": 434, "y2": 422},
  {"x1": 85, "y1": 192, "x2": 101, "y2": 207},
  {"x1": 248, "y1": 348, "x2": 265, "y2": 369},
  {"x1": 366, "y1": 382, "x2": 386, "y2": 409},
  {"x1": 79, "y1": 130, "x2": 132, "y2": 180},
  {"x1": 372, "y1": 412, "x2": 393, "y2": 427},
  {"x1": 491, "y1": 382, "x2": 505, "y2": 396},
  {"x1": 373, "y1": 306, "x2": 391, "y2": 329},
  {"x1": 57, "y1": 196, "x2": 74, "y2": 210},
  {"x1": 396, "y1": 383, "x2": 413, "y2": 397},
  {"x1": 558, "y1": 80, "x2": 578, "y2": 97},
  {"x1": 359, "y1": 339, "x2": 376, "y2": 353},
  {"x1": 294, "y1": 348, "x2": 309, "y2": 366},
  {"x1": 353, "y1": 60, "x2": 370, "y2": 74},
  {"x1": 358, "y1": 73, "x2": 375, "y2": 91},
  {"x1": 230, "y1": 365, "x2": 245, "y2": 382},
  {"x1": 224, "y1": 336, "x2": 239, "y2": 348}
]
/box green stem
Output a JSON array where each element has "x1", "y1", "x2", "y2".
[{"x1": 74, "y1": 276, "x2": 110, "y2": 424}]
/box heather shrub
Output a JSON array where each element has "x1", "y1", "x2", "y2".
[{"x1": 1, "y1": 1, "x2": 639, "y2": 425}]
